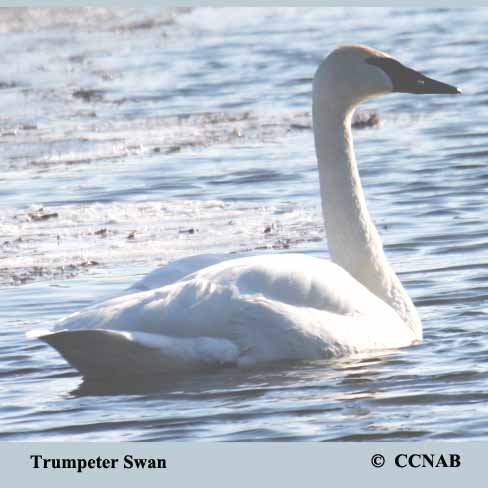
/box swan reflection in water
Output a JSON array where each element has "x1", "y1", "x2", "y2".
[{"x1": 72, "y1": 348, "x2": 411, "y2": 400}]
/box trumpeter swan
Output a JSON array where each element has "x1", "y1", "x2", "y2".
[{"x1": 30, "y1": 45, "x2": 460, "y2": 378}]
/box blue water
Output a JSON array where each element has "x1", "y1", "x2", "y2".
[{"x1": 2, "y1": 7, "x2": 488, "y2": 441}]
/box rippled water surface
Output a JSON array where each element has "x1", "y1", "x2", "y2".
[{"x1": 2, "y1": 7, "x2": 488, "y2": 441}]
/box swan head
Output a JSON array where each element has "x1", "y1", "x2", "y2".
[{"x1": 314, "y1": 44, "x2": 460, "y2": 113}]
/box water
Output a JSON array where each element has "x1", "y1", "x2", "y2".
[{"x1": 2, "y1": 7, "x2": 488, "y2": 441}]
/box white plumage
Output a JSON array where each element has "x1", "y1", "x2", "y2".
[{"x1": 32, "y1": 45, "x2": 459, "y2": 378}]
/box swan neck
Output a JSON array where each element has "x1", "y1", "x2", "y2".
[{"x1": 312, "y1": 91, "x2": 421, "y2": 338}]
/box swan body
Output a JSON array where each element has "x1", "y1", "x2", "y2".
[
  {"x1": 38, "y1": 254, "x2": 415, "y2": 377},
  {"x1": 32, "y1": 45, "x2": 459, "y2": 378}
]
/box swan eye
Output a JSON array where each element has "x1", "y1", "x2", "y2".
[{"x1": 365, "y1": 56, "x2": 405, "y2": 82}]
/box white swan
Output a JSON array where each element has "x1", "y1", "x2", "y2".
[{"x1": 31, "y1": 45, "x2": 459, "y2": 378}]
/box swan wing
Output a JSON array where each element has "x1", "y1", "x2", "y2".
[{"x1": 33, "y1": 254, "x2": 415, "y2": 378}]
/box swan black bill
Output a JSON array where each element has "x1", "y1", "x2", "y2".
[{"x1": 366, "y1": 56, "x2": 461, "y2": 95}]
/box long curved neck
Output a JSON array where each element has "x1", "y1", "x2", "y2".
[{"x1": 312, "y1": 91, "x2": 422, "y2": 338}]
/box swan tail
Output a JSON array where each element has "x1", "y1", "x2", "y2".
[{"x1": 34, "y1": 329, "x2": 241, "y2": 379}]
